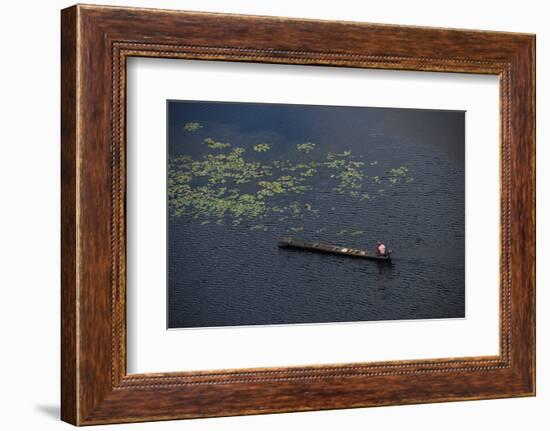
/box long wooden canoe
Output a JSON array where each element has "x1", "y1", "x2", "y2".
[{"x1": 278, "y1": 237, "x2": 392, "y2": 261}]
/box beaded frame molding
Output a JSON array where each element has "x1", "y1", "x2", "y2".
[{"x1": 61, "y1": 4, "x2": 535, "y2": 425}]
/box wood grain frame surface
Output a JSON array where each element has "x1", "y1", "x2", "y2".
[{"x1": 61, "y1": 4, "x2": 536, "y2": 425}]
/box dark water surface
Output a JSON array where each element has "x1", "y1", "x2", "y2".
[{"x1": 167, "y1": 101, "x2": 465, "y2": 328}]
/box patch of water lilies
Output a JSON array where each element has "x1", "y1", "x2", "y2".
[
  {"x1": 253, "y1": 143, "x2": 271, "y2": 152},
  {"x1": 168, "y1": 127, "x2": 413, "y2": 235},
  {"x1": 297, "y1": 142, "x2": 316, "y2": 153},
  {"x1": 183, "y1": 122, "x2": 203, "y2": 132},
  {"x1": 204, "y1": 137, "x2": 231, "y2": 149}
]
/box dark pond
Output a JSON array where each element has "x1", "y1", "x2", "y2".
[{"x1": 167, "y1": 101, "x2": 465, "y2": 328}]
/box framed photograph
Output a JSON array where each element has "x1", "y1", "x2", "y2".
[{"x1": 61, "y1": 4, "x2": 535, "y2": 425}]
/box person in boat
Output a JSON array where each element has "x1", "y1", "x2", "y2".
[{"x1": 376, "y1": 241, "x2": 387, "y2": 256}]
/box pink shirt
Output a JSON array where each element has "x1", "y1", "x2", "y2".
[{"x1": 377, "y1": 244, "x2": 386, "y2": 254}]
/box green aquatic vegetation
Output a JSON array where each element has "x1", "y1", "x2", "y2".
[
  {"x1": 178, "y1": 147, "x2": 270, "y2": 188},
  {"x1": 331, "y1": 165, "x2": 364, "y2": 193},
  {"x1": 257, "y1": 174, "x2": 309, "y2": 198},
  {"x1": 168, "y1": 132, "x2": 413, "y2": 232},
  {"x1": 327, "y1": 150, "x2": 352, "y2": 159},
  {"x1": 388, "y1": 165, "x2": 409, "y2": 175},
  {"x1": 386, "y1": 166, "x2": 413, "y2": 184},
  {"x1": 253, "y1": 143, "x2": 271, "y2": 152},
  {"x1": 297, "y1": 142, "x2": 316, "y2": 153},
  {"x1": 204, "y1": 137, "x2": 230, "y2": 149},
  {"x1": 183, "y1": 122, "x2": 203, "y2": 132},
  {"x1": 287, "y1": 201, "x2": 303, "y2": 217},
  {"x1": 281, "y1": 161, "x2": 317, "y2": 173},
  {"x1": 300, "y1": 168, "x2": 317, "y2": 177},
  {"x1": 325, "y1": 154, "x2": 346, "y2": 169}
]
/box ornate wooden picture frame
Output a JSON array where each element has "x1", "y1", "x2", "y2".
[{"x1": 61, "y1": 4, "x2": 535, "y2": 425}]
